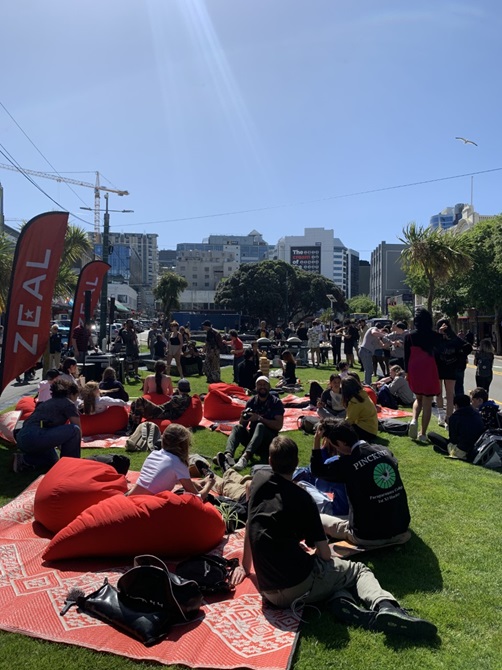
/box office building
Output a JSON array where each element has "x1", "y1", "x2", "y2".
[{"x1": 370, "y1": 242, "x2": 412, "y2": 314}]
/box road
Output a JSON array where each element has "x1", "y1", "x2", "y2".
[{"x1": 464, "y1": 356, "x2": 502, "y2": 404}]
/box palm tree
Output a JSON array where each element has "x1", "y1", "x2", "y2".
[
  {"x1": 0, "y1": 233, "x2": 15, "y2": 313},
  {"x1": 154, "y1": 271, "x2": 188, "y2": 322},
  {"x1": 399, "y1": 222, "x2": 472, "y2": 313},
  {"x1": 53, "y1": 224, "x2": 92, "y2": 299}
]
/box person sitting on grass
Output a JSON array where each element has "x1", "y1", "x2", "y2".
[
  {"x1": 126, "y1": 424, "x2": 214, "y2": 499},
  {"x1": 276, "y1": 349, "x2": 297, "y2": 388},
  {"x1": 230, "y1": 435, "x2": 436, "y2": 640},
  {"x1": 373, "y1": 365, "x2": 414, "y2": 408},
  {"x1": 341, "y1": 376, "x2": 378, "y2": 441},
  {"x1": 310, "y1": 419, "x2": 411, "y2": 547},
  {"x1": 428, "y1": 394, "x2": 485, "y2": 461},
  {"x1": 99, "y1": 366, "x2": 129, "y2": 402},
  {"x1": 316, "y1": 373, "x2": 346, "y2": 419},
  {"x1": 222, "y1": 376, "x2": 285, "y2": 472},
  {"x1": 470, "y1": 387, "x2": 501, "y2": 430},
  {"x1": 128, "y1": 378, "x2": 192, "y2": 433},
  {"x1": 237, "y1": 348, "x2": 259, "y2": 392},
  {"x1": 36, "y1": 368, "x2": 61, "y2": 403}
]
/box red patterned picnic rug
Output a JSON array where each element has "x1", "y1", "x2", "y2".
[{"x1": 0, "y1": 479, "x2": 300, "y2": 670}]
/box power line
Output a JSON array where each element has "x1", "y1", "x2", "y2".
[
  {"x1": 118, "y1": 166, "x2": 502, "y2": 227},
  {"x1": 0, "y1": 100, "x2": 90, "y2": 208}
]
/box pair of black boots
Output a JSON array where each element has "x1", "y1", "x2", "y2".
[{"x1": 329, "y1": 598, "x2": 437, "y2": 639}]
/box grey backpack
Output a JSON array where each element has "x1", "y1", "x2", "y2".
[{"x1": 125, "y1": 422, "x2": 162, "y2": 452}]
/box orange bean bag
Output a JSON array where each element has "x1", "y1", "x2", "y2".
[
  {"x1": 15, "y1": 396, "x2": 36, "y2": 420},
  {"x1": 203, "y1": 387, "x2": 248, "y2": 421},
  {"x1": 42, "y1": 490, "x2": 225, "y2": 561},
  {"x1": 142, "y1": 395, "x2": 203, "y2": 430},
  {"x1": 208, "y1": 383, "x2": 248, "y2": 401},
  {"x1": 80, "y1": 405, "x2": 129, "y2": 436},
  {"x1": 34, "y1": 457, "x2": 128, "y2": 534},
  {"x1": 363, "y1": 385, "x2": 378, "y2": 405}
]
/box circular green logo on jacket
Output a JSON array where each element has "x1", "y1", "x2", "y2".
[{"x1": 373, "y1": 462, "x2": 396, "y2": 489}]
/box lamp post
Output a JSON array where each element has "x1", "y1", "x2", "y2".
[{"x1": 80, "y1": 197, "x2": 133, "y2": 346}]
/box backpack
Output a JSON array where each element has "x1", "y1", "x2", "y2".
[
  {"x1": 86, "y1": 454, "x2": 131, "y2": 475},
  {"x1": 378, "y1": 419, "x2": 409, "y2": 436},
  {"x1": 472, "y1": 429, "x2": 502, "y2": 470},
  {"x1": 175, "y1": 554, "x2": 239, "y2": 594},
  {"x1": 125, "y1": 422, "x2": 162, "y2": 452},
  {"x1": 297, "y1": 415, "x2": 320, "y2": 435}
]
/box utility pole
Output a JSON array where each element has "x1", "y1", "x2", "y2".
[{"x1": 99, "y1": 194, "x2": 110, "y2": 344}]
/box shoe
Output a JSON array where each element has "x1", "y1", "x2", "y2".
[
  {"x1": 433, "y1": 444, "x2": 448, "y2": 455},
  {"x1": 417, "y1": 435, "x2": 429, "y2": 444},
  {"x1": 195, "y1": 459, "x2": 214, "y2": 478},
  {"x1": 408, "y1": 422, "x2": 418, "y2": 440},
  {"x1": 328, "y1": 598, "x2": 375, "y2": 630},
  {"x1": 225, "y1": 453, "x2": 235, "y2": 468},
  {"x1": 374, "y1": 604, "x2": 437, "y2": 639},
  {"x1": 233, "y1": 455, "x2": 248, "y2": 471},
  {"x1": 216, "y1": 451, "x2": 229, "y2": 472}
]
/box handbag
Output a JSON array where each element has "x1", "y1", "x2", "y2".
[{"x1": 60, "y1": 554, "x2": 203, "y2": 646}]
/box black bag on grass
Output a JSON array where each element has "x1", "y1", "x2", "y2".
[
  {"x1": 86, "y1": 454, "x2": 130, "y2": 475},
  {"x1": 298, "y1": 415, "x2": 320, "y2": 435},
  {"x1": 378, "y1": 419, "x2": 409, "y2": 436}
]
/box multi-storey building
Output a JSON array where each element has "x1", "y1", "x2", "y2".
[
  {"x1": 370, "y1": 242, "x2": 411, "y2": 314},
  {"x1": 275, "y1": 227, "x2": 358, "y2": 298}
]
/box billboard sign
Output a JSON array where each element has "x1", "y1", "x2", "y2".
[{"x1": 290, "y1": 246, "x2": 321, "y2": 274}]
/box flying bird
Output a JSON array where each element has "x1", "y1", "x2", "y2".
[{"x1": 455, "y1": 137, "x2": 478, "y2": 146}]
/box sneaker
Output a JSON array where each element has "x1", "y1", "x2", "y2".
[
  {"x1": 233, "y1": 455, "x2": 249, "y2": 471},
  {"x1": 417, "y1": 435, "x2": 429, "y2": 444},
  {"x1": 328, "y1": 597, "x2": 375, "y2": 630},
  {"x1": 225, "y1": 453, "x2": 235, "y2": 468},
  {"x1": 408, "y1": 422, "x2": 418, "y2": 440},
  {"x1": 374, "y1": 604, "x2": 437, "y2": 639},
  {"x1": 433, "y1": 443, "x2": 448, "y2": 455}
]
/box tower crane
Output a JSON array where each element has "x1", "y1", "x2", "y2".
[{"x1": 0, "y1": 163, "x2": 129, "y2": 236}]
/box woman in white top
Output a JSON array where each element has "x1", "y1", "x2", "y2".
[
  {"x1": 79, "y1": 381, "x2": 128, "y2": 414},
  {"x1": 142, "y1": 360, "x2": 174, "y2": 396},
  {"x1": 126, "y1": 424, "x2": 214, "y2": 498}
]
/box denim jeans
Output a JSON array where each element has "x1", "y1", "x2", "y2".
[
  {"x1": 225, "y1": 423, "x2": 277, "y2": 460},
  {"x1": 17, "y1": 424, "x2": 81, "y2": 468}
]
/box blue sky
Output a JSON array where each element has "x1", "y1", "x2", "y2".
[{"x1": 1, "y1": 0, "x2": 501, "y2": 260}]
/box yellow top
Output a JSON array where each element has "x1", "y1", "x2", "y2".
[{"x1": 346, "y1": 390, "x2": 378, "y2": 437}]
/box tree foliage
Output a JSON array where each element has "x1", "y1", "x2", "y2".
[
  {"x1": 214, "y1": 260, "x2": 346, "y2": 324},
  {"x1": 388, "y1": 304, "x2": 412, "y2": 323},
  {"x1": 399, "y1": 222, "x2": 472, "y2": 313},
  {"x1": 154, "y1": 271, "x2": 188, "y2": 320},
  {"x1": 346, "y1": 294, "x2": 380, "y2": 318},
  {"x1": 54, "y1": 224, "x2": 93, "y2": 299},
  {"x1": 0, "y1": 234, "x2": 15, "y2": 313}
]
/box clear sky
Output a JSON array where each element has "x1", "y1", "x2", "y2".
[{"x1": 1, "y1": 0, "x2": 501, "y2": 261}]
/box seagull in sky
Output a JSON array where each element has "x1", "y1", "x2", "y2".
[{"x1": 455, "y1": 136, "x2": 478, "y2": 146}]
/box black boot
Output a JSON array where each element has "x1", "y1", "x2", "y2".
[
  {"x1": 328, "y1": 597, "x2": 375, "y2": 629},
  {"x1": 374, "y1": 602, "x2": 437, "y2": 639}
]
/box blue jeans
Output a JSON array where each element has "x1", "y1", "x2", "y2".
[
  {"x1": 17, "y1": 424, "x2": 81, "y2": 468},
  {"x1": 359, "y1": 348, "x2": 374, "y2": 386}
]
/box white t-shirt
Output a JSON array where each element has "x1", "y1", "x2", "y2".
[
  {"x1": 37, "y1": 380, "x2": 53, "y2": 402},
  {"x1": 136, "y1": 450, "x2": 190, "y2": 494}
]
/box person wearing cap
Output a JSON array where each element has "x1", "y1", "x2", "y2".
[
  {"x1": 127, "y1": 378, "x2": 192, "y2": 432},
  {"x1": 221, "y1": 376, "x2": 285, "y2": 471},
  {"x1": 36, "y1": 368, "x2": 62, "y2": 403},
  {"x1": 202, "y1": 320, "x2": 222, "y2": 383}
]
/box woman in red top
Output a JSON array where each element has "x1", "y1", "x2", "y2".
[{"x1": 229, "y1": 329, "x2": 245, "y2": 384}]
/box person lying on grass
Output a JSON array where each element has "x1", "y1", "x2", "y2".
[{"x1": 230, "y1": 435, "x2": 436, "y2": 640}]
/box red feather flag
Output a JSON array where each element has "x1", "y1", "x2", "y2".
[
  {"x1": 69, "y1": 260, "x2": 110, "y2": 336},
  {"x1": 0, "y1": 212, "x2": 68, "y2": 395}
]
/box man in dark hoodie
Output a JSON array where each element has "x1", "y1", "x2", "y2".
[{"x1": 428, "y1": 394, "x2": 485, "y2": 461}]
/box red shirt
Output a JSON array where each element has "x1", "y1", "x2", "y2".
[{"x1": 232, "y1": 338, "x2": 244, "y2": 358}]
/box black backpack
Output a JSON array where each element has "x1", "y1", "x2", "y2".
[
  {"x1": 175, "y1": 554, "x2": 239, "y2": 594},
  {"x1": 378, "y1": 419, "x2": 409, "y2": 436},
  {"x1": 297, "y1": 415, "x2": 320, "y2": 435}
]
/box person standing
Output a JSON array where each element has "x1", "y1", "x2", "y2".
[
  {"x1": 474, "y1": 338, "x2": 495, "y2": 393},
  {"x1": 358, "y1": 324, "x2": 386, "y2": 386},
  {"x1": 71, "y1": 320, "x2": 94, "y2": 364},
  {"x1": 229, "y1": 329, "x2": 245, "y2": 383},
  {"x1": 202, "y1": 320, "x2": 222, "y2": 383},
  {"x1": 49, "y1": 324, "x2": 63, "y2": 370}
]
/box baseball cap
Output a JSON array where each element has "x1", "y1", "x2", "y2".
[{"x1": 255, "y1": 375, "x2": 270, "y2": 385}]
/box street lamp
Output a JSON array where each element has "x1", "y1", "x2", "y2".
[{"x1": 80, "y1": 197, "x2": 133, "y2": 345}]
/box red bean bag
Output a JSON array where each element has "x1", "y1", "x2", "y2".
[
  {"x1": 42, "y1": 490, "x2": 225, "y2": 561},
  {"x1": 203, "y1": 388, "x2": 247, "y2": 421},
  {"x1": 143, "y1": 393, "x2": 170, "y2": 405},
  {"x1": 363, "y1": 385, "x2": 378, "y2": 405},
  {"x1": 142, "y1": 395, "x2": 203, "y2": 430},
  {"x1": 208, "y1": 383, "x2": 248, "y2": 401},
  {"x1": 15, "y1": 396, "x2": 36, "y2": 420},
  {"x1": 34, "y1": 457, "x2": 128, "y2": 534},
  {"x1": 80, "y1": 405, "x2": 129, "y2": 436}
]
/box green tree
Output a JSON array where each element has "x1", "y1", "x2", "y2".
[
  {"x1": 214, "y1": 260, "x2": 346, "y2": 324},
  {"x1": 154, "y1": 271, "x2": 188, "y2": 321},
  {"x1": 388, "y1": 304, "x2": 412, "y2": 323},
  {"x1": 346, "y1": 294, "x2": 380, "y2": 318},
  {"x1": 0, "y1": 233, "x2": 15, "y2": 313},
  {"x1": 54, "y1": 224, "x2": 93, "y2": 298},
  {"x1": 399, "y1": 222, "x2": 472, "y2": 313}
]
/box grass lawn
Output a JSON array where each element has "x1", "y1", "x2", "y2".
[{"x1": 0, "y1": 363, "x2": 500, "y2": 670}]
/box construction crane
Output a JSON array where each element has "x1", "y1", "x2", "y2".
[{"x1": 0, "y1": 163, "x2": 129, "y2": 236}]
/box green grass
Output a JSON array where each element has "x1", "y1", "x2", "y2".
[{"x1": 1, "y1": 364, "x2": 501, "y2": 670}]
